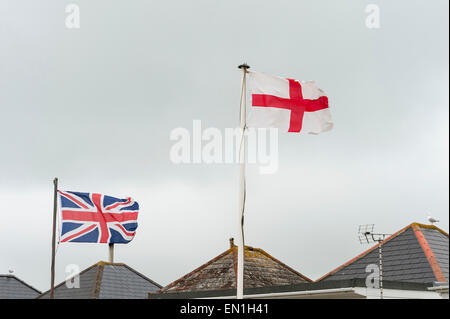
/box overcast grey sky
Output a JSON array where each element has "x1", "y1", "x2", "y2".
[{"x1": 0, "y1": 0, "x2": 448, "y2": 292}]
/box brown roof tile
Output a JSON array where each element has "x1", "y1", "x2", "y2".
[{"x1": 159, "y1": 239, "x2": 311, "y2": 293}]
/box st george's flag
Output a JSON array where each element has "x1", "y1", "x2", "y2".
[
  {"x1": 58, "y1": 191, "x2": 139, "y2": 244},
  {"x1": 247, "y1": 71, "x2": 333, "y2": 134}
]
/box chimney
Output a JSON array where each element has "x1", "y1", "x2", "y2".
[{"x1": 229, "y1": 238, "x2": 235, "y2": 248}]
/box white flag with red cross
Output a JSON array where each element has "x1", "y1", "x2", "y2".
[{"x1": 247, "y1": 71, "x2": 333, "y2": 134}]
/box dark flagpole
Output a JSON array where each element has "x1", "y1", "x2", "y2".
[{"x1": 50, "y1": 177, "x2": 58, "y2": 299}]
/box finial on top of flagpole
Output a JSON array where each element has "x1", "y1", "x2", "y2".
[
  {"x1": 229, "y1": 237, "x2": 235, "y2": 248},
  {"x1": 238, "y1": 63, "x2": 250, "y2": 70}
]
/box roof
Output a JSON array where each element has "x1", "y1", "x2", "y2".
[
  {"x1": 158, "y1": 238, "x2": 312, "y2": 294},
  {"x1": 37, "y1": 261, "x2": 162, "y2": 299},
  {"x1": 0, "y1": 274, "x2": 41, "y2": 299},
  {"x1": 149, "y1": 278, "x2": 433, "y2": 299},
  {"x1": 318, "y1": 223, "x2": 449, "y2": 283}
]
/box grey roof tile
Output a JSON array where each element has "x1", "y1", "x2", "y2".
[
  {"x1": 320, "y1": 223, "x2": 448, "y2": 284},
  {"x1": 99, "y1": 264, "x2": 160, "y2": 299},
  {"x1": 38, "y1": 261, "x2": 161, "y2": 299},
  {"x1": 0, "y1": 275, "x2": 41, "y2": 299}
]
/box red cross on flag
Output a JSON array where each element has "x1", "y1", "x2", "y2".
[{"x1": 247, "y1": 71, "x2": 333, "y2": 134}]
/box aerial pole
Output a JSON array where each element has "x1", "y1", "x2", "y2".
[
  {"x1": 378, "y1": 239, "x2": 384, "y2": 299},
  {"x1": 358, "y1": 224, "x2": 389, "y2": 299}
]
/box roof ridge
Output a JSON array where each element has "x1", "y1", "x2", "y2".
[
  {"x1": 96, "y1": 261, "x2": 126, "y2": 266},
  {"x1": 316, "y1": 222, "x2": 415, "y2": 282},
  {"x1": 121, "y1": 264, "x2": 162, "y2": 289},
  {"x1": 253, "y1": 247, "x2": 313, "y2": 283},
  {"x1": 412, "y1": 222, "x2": 449, "y2": 237},
  {"x1": 411, "y1": 224, "x2": 447, "y2": 282},
  {"x1": 91, "y1": 262, "x2": 104, "y2": 299}
]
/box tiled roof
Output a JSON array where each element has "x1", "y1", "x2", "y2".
[
  {"x1": 318, "y1": 223, "x2": 449, "y2": 283},
  {"x1": 150, "y1": 279, "x2": 433, "y2": 299},
  {"x1": 37, "y1": 261, "x2": 162, "y2": 299},
  {"x1": 0, "y1": 275, "x2": 41, "y2": 299},
  {"x1": 159, "y1": 239, "x2": 312, "y2": 294}
]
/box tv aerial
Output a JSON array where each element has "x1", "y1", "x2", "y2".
[{"x1": 358, "y1": 224, "x2": 388, "y2": 244}]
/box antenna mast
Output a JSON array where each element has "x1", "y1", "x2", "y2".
[{"x1": 358, "y1": 224, "x2": 390, "y2": 299}]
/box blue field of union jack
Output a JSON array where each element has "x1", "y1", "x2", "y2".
[{"x1": 58, "y1": 191, "x2": 139, "y2": 244}]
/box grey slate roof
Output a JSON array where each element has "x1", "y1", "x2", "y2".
[
  {"x1": 0, "y1": 275, "x2": 41, "y2": 299},
  {"x1": 37, "y1": 261, "x2": 162, "y2": 299},
  {"x1": 318, "y1": 223, "x2": 449, "y2": 284}
]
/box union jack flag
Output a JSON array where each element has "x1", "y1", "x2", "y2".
[{"x1": 58, "y1": 191, "x2": 139, "y2": 244}]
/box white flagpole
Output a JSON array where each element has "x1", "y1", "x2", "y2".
[{"x1": 237, "y1": 63, "x2": 249, "y2": 299}]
